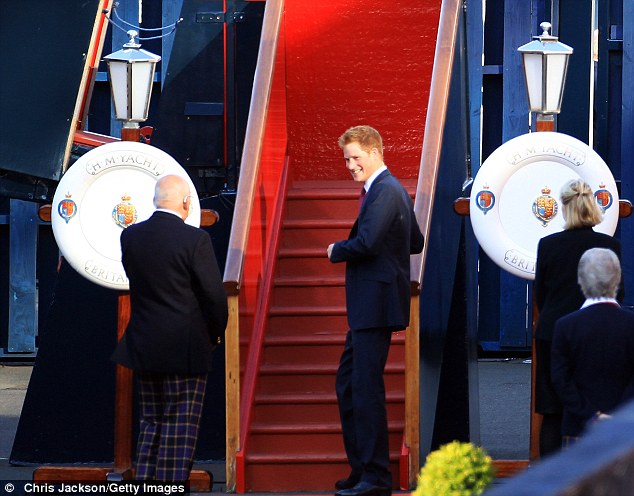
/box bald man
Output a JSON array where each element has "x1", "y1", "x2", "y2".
[{"x1": 112, "y1": 174, "x2": 228, "y2": 481}]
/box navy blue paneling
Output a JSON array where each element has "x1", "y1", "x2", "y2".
[
  {"x1": 620, "y1": 1, "x2": 634, "y2": 308},
  {"x1": 420, "y1": 10, "x2": 474, "y2": 456},
  {"x1": 478, "y1": 0, "x2": 534, "y2": 350},
  {"x1": 558, "y1": 0, "x2": 593, "y2": 143},
  {"x1": 0, "y1": 1, "x2": 101, "y2": 181}
]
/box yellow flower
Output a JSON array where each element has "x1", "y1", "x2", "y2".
[{"x1": 413, "y1": 441, "x2": 495, "y2": 496}]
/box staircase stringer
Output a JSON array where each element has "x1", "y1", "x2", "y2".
[
  {"x1": 235, "y1": 160, "x2": 291, "y2": 493},
  {"x1": 401, "y1": 294, "x2": 420, "y2": 489}
]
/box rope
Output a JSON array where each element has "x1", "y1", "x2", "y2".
[{"x1": 104, "y1": 1, "x2": 183, "y2": 42}]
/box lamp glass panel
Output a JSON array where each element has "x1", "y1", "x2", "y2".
[
  {"x1": 108, "y1": 61, "x2": 130, "y2": 120},
  {"x1": 130, "y1": 62, "x2": 154, "y2": 121},
  {"x1": 522, "y1": 53, "x2": 544, "y2": 112},
  {"x1": 544, "y1": 54, "x2": 568, "y2": 113}
]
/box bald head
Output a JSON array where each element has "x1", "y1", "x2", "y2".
[{"x1": 153, "y1": 175, "x2": 192, "y2": 220}]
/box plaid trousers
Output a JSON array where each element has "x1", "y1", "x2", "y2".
[{"x1": 135, "y1": 371, "x2": 207, "y2": 481}]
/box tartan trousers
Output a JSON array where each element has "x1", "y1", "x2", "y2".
[{"x1": 135, "y1": 371, "x2": 207, "y2": 482}]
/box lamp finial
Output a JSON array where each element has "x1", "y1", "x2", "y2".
[
  {"x1": 536, "y1": 22, "x2": 557, "y2": 42},
  {"x1": 123, "y1": 30, "x2": 141, "y2": 49}
]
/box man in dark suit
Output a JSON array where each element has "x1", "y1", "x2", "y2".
[
  {"x1": 112, "y1": 174, "x2": 228, "y2": 481},
  {"x1": 327, "y1": 126, "x2": 424, "y2": 496},
  {"x1": 551, "y1": 247, "x2": 634, "y2": 446}
]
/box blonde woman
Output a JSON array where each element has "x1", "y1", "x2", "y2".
[{"x1": 534, "y1": 179, "x2": 623, "y2": 455}]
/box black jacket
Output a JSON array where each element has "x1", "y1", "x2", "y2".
[
  {"x1": 534, "y1": 227, "x2": 622, "y2": 341},
  {"x1": 112, "y1": 211, "x2": 228, "y2": 374},
  {"x1": 552, "y1": 303, "x2": 634, "y2": 436}
]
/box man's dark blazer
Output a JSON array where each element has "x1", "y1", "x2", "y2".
[
  {"x1": 112, "y1": 211, "x2": 228, "y2": 375},
  {"x1": 534, "y1": 227, "x2": 622, "y2": 341},
  {"x1": 330, "y1": 169, "x2": 425, "y2": 331},
  {"x1": 552, "y1": 303, "x2": 634, "y2": 436}
]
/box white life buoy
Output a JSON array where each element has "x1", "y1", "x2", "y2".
[
  {"x1": 51, "y1": 141, "x2": 200, "y2": 290},
  {"x1": 470, "y1": 132, "x2": 618, "y2": 280}
]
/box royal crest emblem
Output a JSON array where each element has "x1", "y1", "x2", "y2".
[
  {"x1": 57, "y1": 193, "x2": 77, "y2": 224},
  {"x1": 594, "y1": 183, "x2": 613, "y2": 213},
  {"x1": 532, "y1": 186, "x2": 558, "y2": 227},
  {"x1": 112, "y1": 194, "x2": 138, "y2": 229},
  {"x1": 475, "y1": 185, "x2": 495, "y2": 215}
]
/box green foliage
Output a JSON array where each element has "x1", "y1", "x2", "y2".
[{"x1": 413, "y1": 441, "x2": 495, "y2": 496}]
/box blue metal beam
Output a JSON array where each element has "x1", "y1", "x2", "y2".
[
  {"x1": 621, "y1": 1, "x2": 634, "y2": 306},
  {"x1": 6, "y1": 200, "x2": 38, "y2": 355}
]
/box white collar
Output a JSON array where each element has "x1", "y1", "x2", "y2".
[
  {"x1": 364, "y1": 165, "x2": 388, "y2": 192},
  {"x1": 581, "y1": 297, "x2": 619, "y2": 309},
  {"x1": 155, "y1": 208, "x2": 182, "y2": 219}
]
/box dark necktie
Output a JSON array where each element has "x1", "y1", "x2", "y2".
[{"x1": 360, "y1": 187, "x2": 367, "y2": 209}]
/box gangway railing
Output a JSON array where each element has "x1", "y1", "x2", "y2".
[
  {"x1": 403, "y1": 0, "x2": 462, "y2": 488},
  {"x1": 222, "y1": 0, "x2": 287, "y2": 491}
]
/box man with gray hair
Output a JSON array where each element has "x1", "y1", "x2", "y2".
[{"x1": 551, "y1": 247, "x2": 634, "y2": 446}]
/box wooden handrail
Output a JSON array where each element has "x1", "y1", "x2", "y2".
[
  {"x1": 73, "y1": 129, "x2": 120, "y2": 147},
  {"x1": 223, "y1": 0, "x2": 285, "y2": 296},
  {"x1": 65, "y1": 3, "x2": 114, "y2": 173},
  {"x1": 223, "y1": 0, "x2": 286, "y2": 491},
  {"x1": 410, "y1": 0, "x2": 462, "y2": 294}
]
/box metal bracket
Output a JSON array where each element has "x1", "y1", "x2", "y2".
[
  {"x1": 196, "y1": 12, "x2": 246, "y2": 24},
  {"x1": 184, "y1": 102, "x2": 224, "y2": 116},
  {"x1": 0, "y1": 348, "x2": 37, "y2": 360},
  {"x1": 196, "y1": 12, "x2": 225, "y2": 23},
  {"x1": 198, "y1": 168, "x2": 227, "y2": 178}
]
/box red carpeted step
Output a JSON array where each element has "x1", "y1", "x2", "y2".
[
  {"x1": 247, "y1": 422, "x2": 404, "y2": 455},
  {"x1": 281, "y1": 224, "x2": 352, "y2": 249},
  {"x1": 272, "y1": 284, "x2": 346, "y2": 307},
  {"x1": 262, "y1": 334, "x2": 406, "y2": 366},
  {"x1": 243, "y1": 453, "x2": 401, "y2": 492},
  {"x1": 255, "y1": 363, "x2": 406, "y2": 397},
  {"x1": 252, "y1": 391, "x2": 405, "y2": 425},
  {"x1": 276, "y1": 255, "x2": 343, "y2": 278},
  {"x1": 267, "y1": 314, "x2": 349, "y2": 336}
]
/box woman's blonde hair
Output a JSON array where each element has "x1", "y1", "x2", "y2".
[{"x1": 560, "y1": 179, "x2": 603, "y2": 230}]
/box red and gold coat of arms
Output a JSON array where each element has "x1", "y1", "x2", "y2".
[
  {"x1": 112, "y1": 194, "x2": 138, "y2": 229},
  {"x1": 532, "y1": 186, "x2": 558, "y2": 227}
]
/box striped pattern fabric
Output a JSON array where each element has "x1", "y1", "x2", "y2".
[{"x1": 135, "y1": 372, "x2": 207, "y2": 481}]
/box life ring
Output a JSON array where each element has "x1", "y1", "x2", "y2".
[
  {"x1": 51, "y1": 141, "x2": 200, "y2": 290},
  {"x1": 470, "y1": 132, "x2": 618, "y2": 280}
]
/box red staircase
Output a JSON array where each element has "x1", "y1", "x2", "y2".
[{"x1": 239, "y1": 179, "x2": 416, "y2": 492}]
